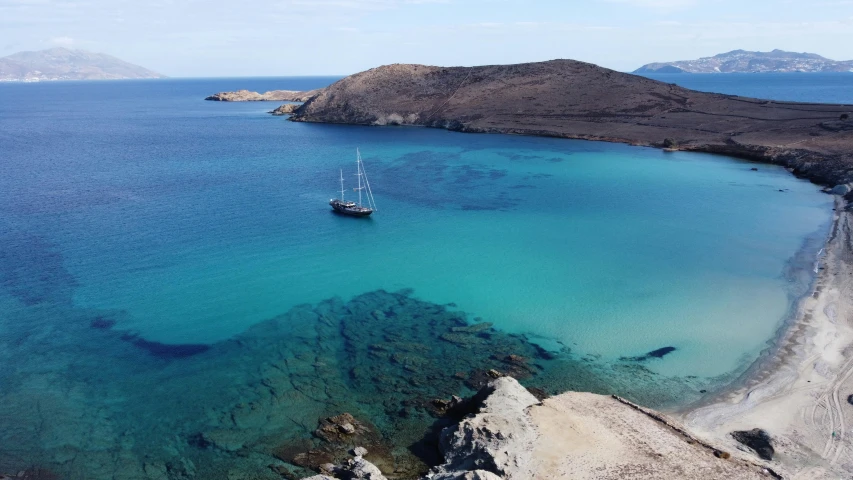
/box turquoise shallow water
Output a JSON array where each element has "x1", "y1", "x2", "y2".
[
  {"x1": 65, "y1": 136, "x2": 828, "y2": 378},
  {"x1": 0, "y1": 76, "x2": 836, "y2": 478}
]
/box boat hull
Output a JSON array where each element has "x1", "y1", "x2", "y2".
[{"x1": 330, "y1": 199, "x2": 373, "y2": 217}]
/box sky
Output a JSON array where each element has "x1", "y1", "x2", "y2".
[{"x1": 1, "y1": 0, "x2": 852, "y2": 76}]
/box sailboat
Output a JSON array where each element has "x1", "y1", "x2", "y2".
[{"x1": 329, "y1": 149, "x2": 377, "y2": 217}]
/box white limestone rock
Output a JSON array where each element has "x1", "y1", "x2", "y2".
[
  {"x1": 432, "y1": 377, "x2": 539, "y2": 479},
  {"x1": 429, "y1": 470, "x2": 503, "y2": 480}
]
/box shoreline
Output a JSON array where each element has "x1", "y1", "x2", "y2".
[
  {"x1": 681, "y1": 197, "x2": 853, "y2": 477},
  {"x1": 286, "y1": 60, "x2": 853, "y2": 189},
  {"x1": 671, "y1": 207, "x2": 835, "y2": 413}
]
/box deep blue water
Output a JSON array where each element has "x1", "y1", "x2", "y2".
[
  {"x1": 641, "y1": 72, "x2": 853, "y2": 104},
  {"x1": 0, "y1": 74, "x2": 837, "y2": 478}
]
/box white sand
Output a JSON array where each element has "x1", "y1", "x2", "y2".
[
  {"x1": 683, "y1": 202, "x2": 853, "y2": 478},
  {"x1": 528, "y1": 393, "x2": 774, "y2": 479}
]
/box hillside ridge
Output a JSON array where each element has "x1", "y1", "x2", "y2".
[
  {"x1": 634, "y1": 49, "x2": 853, "y2": 73},
  {"x1": 0, "y1": 47, "x2": 165, "y2": 81},
  {"x1": 286, "y1": 59, "x2": 853, "y2": 187}
]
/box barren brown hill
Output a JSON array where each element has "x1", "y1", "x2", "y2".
[{"x1": 290, "y1": 60, "x2": 853, "y2": 187}]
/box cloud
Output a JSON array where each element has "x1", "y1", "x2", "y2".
[
  {"x1": 600, "y1": 0, "x2": 698, "y2": 9},
  {"x1": 287, "y1": 0, "x2": 448, "y2": 10},
  {"x1": 50, "y1": 36, "x2": 75, "y2": 46}
]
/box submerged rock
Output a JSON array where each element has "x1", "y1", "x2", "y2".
[
  {"x1": 449, "y1": 323, "x2": 493, "y2": 334},
  {"x1": 731, "y1": 428, "x2": 775, "y2": 461},
  {"x1": 0, "y1": 469, "x2": 61, "y2": 480},
  {"x1": 119, "y1": 333, "x2": 210, "y2": 359},
  {"x1": 438, "y1": 332, "x2": 486, "y2": 346},
  {"x1": 620, "y1": 346, "x2": 676, "y2": 362},
  {"x1": 315, "y1": 413, "x2": 372, "y2": 444},
  {"x1": 292, "y1": 450, "x2": 336, "y2": 470},
  {"x1": 89, "y1": 316, "x2": 116, "y2": 329},
  {"x1": 830, "y1": 184, "x2": 852, "y2": 196}
]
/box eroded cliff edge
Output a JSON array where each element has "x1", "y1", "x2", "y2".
[
  {"x1": 304, "y1": 377, "x2": 780, "y2": 480},
  {"x1": 289, "y1": 60, "x2": 853, "y2": 187}
]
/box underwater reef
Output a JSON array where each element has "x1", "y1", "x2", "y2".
[{"x1": 0, "y1": 283, "x2": 710, "y2": 479}]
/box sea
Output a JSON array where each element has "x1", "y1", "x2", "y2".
[{"x1": 0, "y1": 72, "x2": 849, "y2": 479}]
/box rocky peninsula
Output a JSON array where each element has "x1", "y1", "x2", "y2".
[
  {"x1": 205, "y1": 89, "x2": 320, "y2": 102},
  {"x1": 270, "y1": 103, "x2": 301, "y2": 115},
  {"x1": 285, "y1": 59, "x2": 853, "y2": 188}
]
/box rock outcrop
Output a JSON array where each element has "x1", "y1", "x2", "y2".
[
  {"x1": 430, "y1": 377, "x2": 539, "y2": 479},
  {"x1": 731, "y1": 429, "x2": 775, "y2": 461},
  {"x1": 270, "y1": 103, "x2": 301, "y2": 115},
  {"x1": 289, "y1": 60, "x2": 853, "y2": 187},
  {"x1": 205, "y1": 89, "x2": 320, "y2": 102},
  {"x1": 302, "y1": 454, "x2": 389, "y2": 480},
  {"x1": 310, "y1": 377, "x2": 777, "y2": 480}
]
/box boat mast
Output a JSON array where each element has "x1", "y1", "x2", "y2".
[
  {"x1": 356, "y1": 148, "x2": 363, "y2": 207},
  {"x1": 339, "y1": 169, "x2": 345, "y2": 202},
  {"x1": 360, "y1": 152, "x2": 377, "y2": 211}
]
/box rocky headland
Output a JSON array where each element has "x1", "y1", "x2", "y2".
[
  {"x1": 205, "y1": 89, "x2": 320, "y2": 102},
  {"x1": 285, "y1": 59, "x2": 853, "y2": 189},
  {"x1": 270, "y1": 103, "x2": 301, "y2": 115}
]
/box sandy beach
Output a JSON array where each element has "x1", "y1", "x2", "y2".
[{"x1": 683, "y1": 197, "x2": 853, "y2": 477}]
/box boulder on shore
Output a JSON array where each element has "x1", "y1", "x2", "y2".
[
  {"x1": 830, "y1": 183, "x2": 852, "y2": 196},
  {"x1": 270, "y1": 103, "x2": 301, "y2": 115}
]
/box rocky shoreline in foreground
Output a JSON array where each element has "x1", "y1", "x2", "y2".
[{"x1": 294, "y1": 377, "x2": 783, "y2": 480}]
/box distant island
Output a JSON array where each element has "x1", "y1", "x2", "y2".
[
  {"x1": 0, "y1": 47, "x2": 165, "y2": 82},
  {"x1": 634, "y1": 49, "x2": 853, "y2": 74}
]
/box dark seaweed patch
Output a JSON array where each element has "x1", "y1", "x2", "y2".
[
  {"x1": 121, "y1": 334, "x2": 210, "y2": 359},
  {"x1": 620, "y1": 346, "x2": 676, "y2": 362},
  {"x1": 0, "y1": 233, "x2": 77, "y2": 306},
  {"x1": 1, "y1": 289, "x2": 710, "y2": 480},
  {"x1": 369, "y1": 151, "x2": 517, "y2": 211},
  {"x1": 90, "y1": 317, "x2": 116, "y2": 330},
  {"x1": 502, "y1": 153, "x2": 568, "y2": 164}
]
